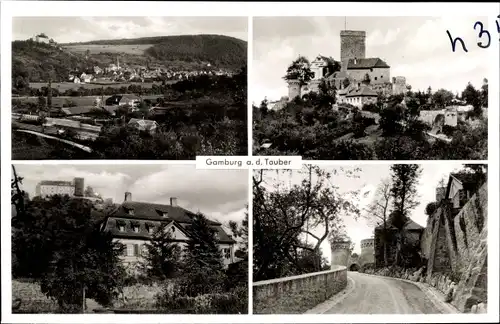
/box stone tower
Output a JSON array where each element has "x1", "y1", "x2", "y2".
[
  {"x1": 331, "y1": 240, "x2": 352, "y2": 268},
  {"x1": 359, "y1": 238, "x2": 375, "y2": 267},
  {"x1": 287, "y1": 79, "x2": 302, "y2": 102},
  {"x1": 340, "y1": 30, "x2": 366, "y2": 69},
  {"x1": 392, "y1": 76, "x2": 407, "y2": 95}
]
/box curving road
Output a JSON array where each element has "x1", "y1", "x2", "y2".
[{"x1": 323, "y1": 272, "x2": 447, "y2": 314}]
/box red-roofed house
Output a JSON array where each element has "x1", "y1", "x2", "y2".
[{"x1": 101, "y1": 193, "x2": 237, "y2": 275}]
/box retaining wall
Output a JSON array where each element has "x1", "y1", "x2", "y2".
[{"x1": 253, "y1": 266, "x2": 347, "y2": 314}]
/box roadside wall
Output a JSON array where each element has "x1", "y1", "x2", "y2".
[{"x1": 253, "y1": 266, "x2": 347, "y2": 314}]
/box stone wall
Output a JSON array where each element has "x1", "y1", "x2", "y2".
[
  {"x1": 253, "y1": 266, "x2": 347, "y2": 314},
  {"x1": 420, "y1": 182, "x2": 487, "y2": 313}
]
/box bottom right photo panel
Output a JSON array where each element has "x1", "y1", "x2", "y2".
[{"x1": 252, "y1": 163, "x2": 487, "y2": 315}]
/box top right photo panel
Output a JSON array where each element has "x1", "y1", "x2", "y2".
[{"x1": 252, "y1": 16, "x2": 489, "y2": 160}]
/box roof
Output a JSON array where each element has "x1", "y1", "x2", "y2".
[
  {"x1": 375, "y1": 217, "x2": 424, "y2": 231},
  {"x1": 345, "y1": 86, "x2": 378, "y2": 97},
  {"x1": 347, "y1": 58, "x2": 390, "y2": 70},
  {"x1": 448, "y1": 172, "x2": 480, "y2": 193},
  {"x1": 326, "y1": 71, "x2": 348, "y2": 80},
  {"x1": 110, "y1": 201, "x2": 221, "y2": 225},
  {"x1": 38, "y1": 180, "x2": 73, "y2": 186},
  {"x1": 61, "y1": 106, "x2": 98, "y2": 115},
  {"x1": 120, "y1": 94, "x2": 141, "y2": 101},
  {"x1": 103, "y1": 200, "x2": 235, "y2": 244}
]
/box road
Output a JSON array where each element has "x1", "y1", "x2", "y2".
[
  {"x1": 323, "y1": 272, "x2": 445, "y2": 314},
  {"x1": 14, "y1": 129, "x2": 93, "y2": 153}
]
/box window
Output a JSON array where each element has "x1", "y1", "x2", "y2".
[
  {"x1": 370, "y1": 68, "x2": 373, "y2": 72},
  {"x1": 381, "y1": 75, "x2": 383, "y2": 78},
  {"x1": 147, "y1": 226, "x2": 154, "y2": 234},
  {"x1": 162, "y1": 212, "x2": 168, "y2": 217},
  {"x1": 223, "y1": 248, "x2": 231, "y2": 259},
  {"x1": 126, "y1": 244, "x2": 134, "y2": 256},
  {"x1": 119, "y1": 225, "x2": 125, "y2": 232},
  {"x1": 133, "y1": 244, "x2": 140, "y2": 256},
  {"x1": 132, "y1": 225, "x2": 140, "y2": 233},
  {"x1": 128, "y1": 209, "x2": 134, "y2": 216},
  {"x1": 374, "y1": 77, "x2": 378, "y2": 81},
  {"x1": 141, "y1": 245, "x2": 148, "y2": 256}
]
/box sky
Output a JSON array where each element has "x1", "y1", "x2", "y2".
[
  {"x1": 257, "y1": 163, "x2": 467, "y2": 264},
  {"x1": 12, "y1": 16, "x2": 248, "y2": 43},
  {"x1": 12, "y1": 164, "x2": 249, "y2": 228},
  {"x1": 252, "y1": 16, "x2": 490, "y2": 103}
]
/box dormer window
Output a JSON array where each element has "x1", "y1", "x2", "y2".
[
  {"x1": 163, "y1": 212, "x2": 168, "y2": 217},
  {"x1": 147, "y1": 226, "x2": 155, "y2": 234},
  {"x1": 128, "y1": 209, "x2": 134, "y2": 216},
  {"x1": 119, "y1": 225, "x2": 125, "y2": 232},
  {"x1": 132, "y1": 225, "x2": 140, "y2": 233}
]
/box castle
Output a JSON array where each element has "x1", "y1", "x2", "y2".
[
  {"x1": 330, "y1": 237, "x2": 375, "y2": 271},
  {"x1": 287, "y1": 30, "x2": 407, "y2": 108}
]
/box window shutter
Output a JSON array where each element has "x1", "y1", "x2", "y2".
[{"x1": 134, "y1": 244, "x2": 139, "y2": 256}]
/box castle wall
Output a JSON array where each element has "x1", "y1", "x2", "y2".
[
  {"x1": 340, "y1": 30, "x2": 366, "y2": 62},
  {"x1": 347, "y1": 67, "x2": 390, "y2": 85}
]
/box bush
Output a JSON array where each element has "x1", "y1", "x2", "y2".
[
  {"x1": 362, "y1": 103, "x2": 380, "y2": 113},
  {"x1": 313, "y1": 139, "x2": 376, "y2": 160},
  {"x1": 442, "y1": 124, "x2": 456, "y2": 137}
]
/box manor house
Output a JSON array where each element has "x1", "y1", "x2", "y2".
[
  {"x1": 101, "y1": 192, "x2": 237, "y2": 275},
  {"x1": 287, "y1": 30, "x2": 407, "y2": 108}
]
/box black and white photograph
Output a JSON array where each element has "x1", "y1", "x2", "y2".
[
  {"x1": 252, "y1": 17, "x2": 489, "y2": 160},
  {"x1": 11, "y1": 17, "x2": 248, "y2": 160},
  {"x1": 11, "y1": 164, "x2": 249, "y2": 314},
  {"x1": 253, "y1": 164, "x2": 487, "y2": 314}
]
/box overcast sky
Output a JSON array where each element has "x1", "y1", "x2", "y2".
[
  {"x1": 252, "y1": 16, "x2": 489, "y2": 103},
  {"x1": 257, "y1": 163, "x2": 467, "y2": 264},
  {"x1": 12, "y1": 16, "x2": 248, "y2": 43},
  {"x1": 12, "y1": 164, "x2": 248, "y2": 227}
]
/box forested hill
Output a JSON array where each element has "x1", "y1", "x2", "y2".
[
  {"x1": 12, "y1": 34, "x2": 247, "y2": 83},
  {"x1": 64, "y1": 34, "x2": 247, "y2": 69}
]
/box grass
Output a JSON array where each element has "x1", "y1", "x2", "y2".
[{"x1": 63, "y1": 44, "x2": 154, "y2": 55}]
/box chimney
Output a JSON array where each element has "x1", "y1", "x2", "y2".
[
  {"x1": 124, "y1": 192, "x2": 132, "y2": 202},
  {"x1": 170, "y1": 197, "x2": 178, "y2": 207}
]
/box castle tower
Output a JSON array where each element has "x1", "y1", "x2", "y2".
[
  {"x1": 359, "y1": 238, "x2": 375, "y2": 267},
  {"x1": 73, "y1": 177, "x2": 85, "y2": 197},
  {"x1": 287, "y1": 79, "x2": 302, "y2": 102},
  {"x1": 392, "y1": 76, "x2": 407, "y2": 95},
  {"x1": 331, "y1": 240, "x2": 352, "y2": 268},
  {"x1": 340, "y1": 30, "x2": 366, "y2": 70}
]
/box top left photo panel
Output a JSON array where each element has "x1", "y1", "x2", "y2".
[{"x1": 11, "y1": 16, "x2": 248, "y2": 160}]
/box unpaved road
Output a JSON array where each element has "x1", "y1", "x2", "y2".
[{"x1": 324, "y1": 272, "x2": 444, "y2": 314}]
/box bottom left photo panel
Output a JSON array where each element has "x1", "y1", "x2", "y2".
[{"x1": 10, "y1": 164, "x2": 249, "y2": 314}]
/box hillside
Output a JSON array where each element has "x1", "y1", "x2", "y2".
[
  {"x1": 64, "y1": 34, "x2": 247, "y2": 69},
  {"x1": 12, "y1": 40, "x2": 95, "y2": 83},
  {"x1": 13, "y1": 35, "x2": 247, "y2": 84}
]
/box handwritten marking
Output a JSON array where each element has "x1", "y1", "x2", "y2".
[
  {"x1": 474, "y1": 21, "x2": 491, "y2": 49},
  {"x1": 447, "y1": 16, "x2": 499, "y2": 52}
]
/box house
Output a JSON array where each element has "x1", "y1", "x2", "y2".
[
  {"x1": 73, "y1": 76, "x2": 81, "y2": 84},
  {"x1": 105, "y1": 94, "x2": 141, "y2": 107},
  {"x1": 128, "y1": 118, "x2": 159, "y2": 134},
  {"x1": 343, "y1": 85, "x2": 378, "y2": 108},
  {"x1": 94, "y1": 66, "x2": 103, "y2": 75},
  {"x1": 345, "y1": 57, "x2": 391, "y2": 85},
  {"x1": 444, "y1": 173, "x2": 480, "y2": 215},
  {"x1": 101, "y1": 193, "x2": 237, "y2": 274},
  {"x1": 373, "y1": 215, "x2": 424, "y2": 268},
  {"x1": 80, "y1": 73, "x2": 93, "y2": 83}
]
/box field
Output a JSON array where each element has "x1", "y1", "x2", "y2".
[
  {"x1": 29, "y1": 81, "x2": 169, "y2": 91},
  {"x1": 63, "y1": 44, "x2": 154, "y2": 55}
]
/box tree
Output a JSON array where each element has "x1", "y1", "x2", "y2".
[
  {"x1": 480, "y1": 78, "x2": 488, "y2": 108},
  {"x1": 364, "y1": 178, "x2": 392, "y2": 267},
  {"x1": 12, "y1": 195, "x2": 124, "y2": 311},
  {"x1": 342, "y1": 78, "x2": 350, "y2": 89},
  {"x1": 389, "y1": 164, "x2": 422, "y2": 266},
  {"x1": 178, "y1": 212, "x2": 226, "y2": 296},
  {"x1": 141, "y1": 223, "x2": 182, "y2": 280},
  {"x1": 432, "y1": 88, "x2": 454, "y2": 108},
  {"x1": 461, "y1": 82, "x2": 482, "y2": 117},
  {"x1": 425, "y1": 202, "x2": 438, "y2": 216},
  {"x1": 252, "y1": 166, "x2": 360, "y2": 280},
  {"x1": 390, "y1": 164, "x2": 422, "y2": 217},
  {"x1": 283, "y1": 56, "x2": 315, "y2": 86},
  {"x1": 84, "y1": 186, "x2": 95, "y2": 197}
]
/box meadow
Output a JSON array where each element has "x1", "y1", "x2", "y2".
[{"x1": 62, "y1": 44, "x2": 154, "y2": 55}]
